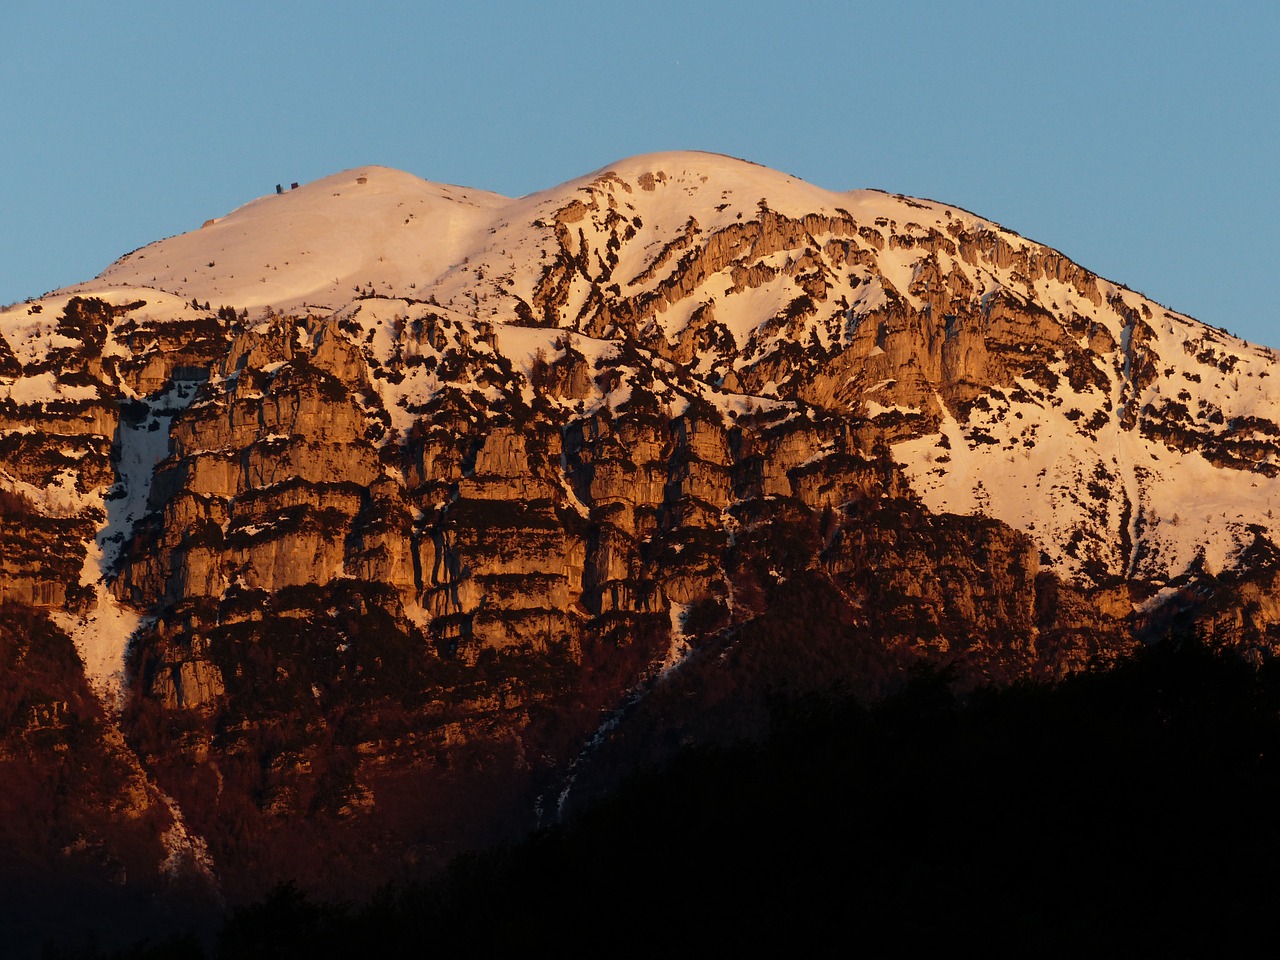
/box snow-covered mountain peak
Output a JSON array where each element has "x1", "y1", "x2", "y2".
[
  {"x1": 7, "y1": 152, "x2": 1280, "y2": 598},
  {"x1": 69, "y1": 153, "x2": 1004, "y2": 322},
  {"x1": 13, "y1": 156, "x2": 1280, "y2": 938},
  {"x1": 83, "y1": 165, "x2": 508, "y2": 313}
]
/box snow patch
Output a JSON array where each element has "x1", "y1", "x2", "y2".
[
  {"x1": 52, "y1": 582, "x2": 142, "y2": 711},
  {"x1": 661, "y1": 601, "x2": 693, "y2": 678}
]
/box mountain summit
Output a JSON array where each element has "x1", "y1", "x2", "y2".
[
  {"x1": 3, "y1": 152, "x2": 1280, "y2": 930},
  {"x1": 52, "y1": 151, "x2": 1280, "y2": 590}
]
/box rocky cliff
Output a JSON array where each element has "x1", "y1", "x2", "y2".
[{"x1": 3, "y1": 152, "x2": 1278, "y2": 920}]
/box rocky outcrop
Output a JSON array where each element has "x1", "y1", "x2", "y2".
[{"x1": 4, "y1": 154, "x2": 1280, "y2": 922}]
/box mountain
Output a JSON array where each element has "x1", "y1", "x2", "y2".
[{"x1": 3, "y1": 151, "x2": 1279, "y2": 944}]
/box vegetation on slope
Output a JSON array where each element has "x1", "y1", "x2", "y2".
[{"x1": 46, "y1": 637, "x2": 1280, "y2": 959}]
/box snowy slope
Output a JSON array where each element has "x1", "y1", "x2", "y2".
[
  {"x1": 68, "y1": 152, "x2": 989, "y2": 323},
  {"x1": 86, "y1": 166, "x2": 507, "y2": 312},
  {"x1": 6, "y1": 149, "x2": 1280, "y2": 610}
]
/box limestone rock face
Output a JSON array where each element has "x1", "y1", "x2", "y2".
[{"x1": 4, "y1": 152, "x2": 1280, "y2": 914}]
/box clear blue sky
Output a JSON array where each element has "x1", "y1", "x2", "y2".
[{"x1": 3, "y1": 1, "x2": 1278, "y2": 347}]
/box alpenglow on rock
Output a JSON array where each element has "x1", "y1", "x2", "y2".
[{"x1": 3, "y1": 151, "x2": 1279, "y2": 910}]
